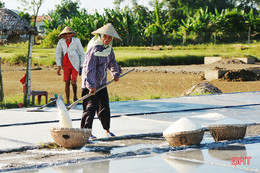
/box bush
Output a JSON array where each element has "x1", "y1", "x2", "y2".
[
  {"x1": 41, "y1": 27, "x2": 62, "y2": 48},
  {"x1": 8, "y1": 52, "x2": 27, "y2": 65}
]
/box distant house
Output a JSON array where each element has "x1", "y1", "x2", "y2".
[{"x1": 34, "y1": 15, "x2": 51, "y2": 36}]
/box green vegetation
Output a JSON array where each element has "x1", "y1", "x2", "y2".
[
  {"x1": 0, "y1": 94, "x2": 24, "y2": 109},
  {"x1": 0, "y1": 43, "x2": 57, "y2": 66},
  {"x1": 1, "y1": 0, "x2": 260, "y2": 108},
  {"x1": 1, "y1": 43, "x2": 259, "y2": 67},
  {"x1": 1, "y1": 42, "x2": 259, "y2": 108},
  {"x1": 38, "y1": 0, "x2": 260, "y2": 47}
]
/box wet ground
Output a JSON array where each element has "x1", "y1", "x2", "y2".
[
  {"x1": 0, "y1": 126, "x2": 260, "y2": 172},
  {"x1": 1, "y1": 92, "x2": 260, "y2": 172}
]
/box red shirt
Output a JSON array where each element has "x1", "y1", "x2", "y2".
[{"x1": 63, "y1": 41, "x2": 73, "y2": 68}]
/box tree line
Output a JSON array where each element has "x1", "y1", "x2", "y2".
[{"x1": 1, "y1": 0, "x2": 260, "y2": 47}]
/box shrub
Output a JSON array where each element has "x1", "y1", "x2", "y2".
[
  {"x1": 9, "y1": 52, "x2": 27, "y2": 65},
  {"x1": 41, "y1": 27, "x2": 62, "y2": 48}
]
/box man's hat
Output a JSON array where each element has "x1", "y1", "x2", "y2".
[
  {"x1": 58, "y1": 26, "x2": 78, "y2": 38},
  {"x1": 91, "y1": 23, "x2": 122, "y2": 41}
]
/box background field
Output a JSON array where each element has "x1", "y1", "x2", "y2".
[
  {"x1": 1, "y1": 65, "x2": 260, "y2": 107},
  {"x1": 0, "y1": 43, "x2": 260, "y2": 67},
  {"x1": 0, "y1": 43, "x2": 260, "y2": 108}
]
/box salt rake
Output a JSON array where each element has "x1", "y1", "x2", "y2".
[
  {"x1": 56, "y1": 68, "x2": 135, "y2": 115},
  {"x1": 26, "y1": 94, "x2": 58, "y2": 112}
]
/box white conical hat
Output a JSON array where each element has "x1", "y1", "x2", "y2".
[
  {"x1": 91, "y1": 23, "x2": 122, "y2": 41},
  {"x1": 58, "y1": 26, "x2": 78, "y2": 37}
]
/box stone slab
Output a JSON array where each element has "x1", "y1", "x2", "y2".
[{"x1": 204, "y1": 57, "x2": 255, "y2": 64}]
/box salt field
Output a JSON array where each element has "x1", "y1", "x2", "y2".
[{"x1": 0, "y1": 91, "x2": 260, "y2": 172}]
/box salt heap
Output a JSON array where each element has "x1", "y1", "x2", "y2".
[
  {"x1": 163, "y1": 118, "x2": 202, "y2": 136},
  {"x1": 193, "y1": 112, "x2": 226, "y2": 120}
]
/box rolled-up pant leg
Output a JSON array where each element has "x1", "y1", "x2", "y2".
[{"x1": 81, "y1": 87, "x2": 110, "y2": 131}]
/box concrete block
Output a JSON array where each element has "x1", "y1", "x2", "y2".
[
  {"x1": 235, "y1": 58, "x2": 255, "y2": 64},
  {"x1": 205, "y1": 70, "x2": 229, "y2": 81},
  {"x1": 204, "y1": 57, "x2": 222, "y2": 64},
  {"x1": 205, "y1": 68, "x2": 260, "y2": 81},
  {"x1": 204, "y1": 57, "x2": 255, "y2": 64}
]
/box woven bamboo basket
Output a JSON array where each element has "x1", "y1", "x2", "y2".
[
  {"x1": 208, "y1": 124, "x2": 246, "y2": 142},
  {"x1": 50, "y1": 127, "x2": 91, "y2": 148},
  {"x1": 163, "y1": 129, "x2": 204, "y2": 147}
]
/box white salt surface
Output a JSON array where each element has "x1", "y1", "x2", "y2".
[
  {"x1": 27, "y1": 149, "x2": 84, "y2": 155},
  {"x1": 212, "y1": 118, "x2": 245, "y2": 125},
  {"x1": 193, "y1": 112, "x2": 226, "y2": 120},
  {"x1": 163, "y1": 118, "x2": 202, "y2": 136}
]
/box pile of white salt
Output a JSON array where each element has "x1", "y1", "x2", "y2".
[{"x1": 163, "y1": 118, "x2": 202, "y2": 136}]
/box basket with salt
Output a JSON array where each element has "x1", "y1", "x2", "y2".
[
  {"x1": 50, "y1": 127, "x2": 91, "y2": 149},
  {"x1": 208, "y1": 118, "x2": 246, "y2": 142},
  {"x1": 50, "y1": 94, "x2": 91, "y2": 148},
  {"x1": 163, "y1": 118, "x2": 204, "y2": 147}
]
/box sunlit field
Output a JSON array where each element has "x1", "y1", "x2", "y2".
[{"x1": 0, "y1": 42, "x2": 260, "y2": 108}]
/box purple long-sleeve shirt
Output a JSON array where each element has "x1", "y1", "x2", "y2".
[{"x1": 82, "y1": 45, "x2": 121, "y2": 89}]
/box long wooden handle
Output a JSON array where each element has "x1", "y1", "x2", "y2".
[{"x1": 67, "y1": 68, "x2": 135, "y2": 111}]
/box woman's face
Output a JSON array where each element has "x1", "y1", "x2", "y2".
[
  {"x1": 102, "y1": 34, "x2": 113, "y2": 45},
  {"x1": 63, "y1": 33, "x2": 74, "y2": 42}
]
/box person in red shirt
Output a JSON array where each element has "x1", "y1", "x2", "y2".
[{"x1": 56, "y1": 27, "x2": 85, "y2": 104}]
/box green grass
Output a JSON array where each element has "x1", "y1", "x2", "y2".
[
  {"x1": 0, "y1": 94, "x2": 24, "y2": 109},
  {"x1": 1, "y1": 42, "x2": 260, "y2": 67},
  {"x1": 0, "y1": 43, "x2": 56, "y2": 66},
  {"x1": 114, "y1": 43, "x2": 260, "y2": 63},
  {"x1": 0, "y1": 93, "x2": 50, "y2": 109}
]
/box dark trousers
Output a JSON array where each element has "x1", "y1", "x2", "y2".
[{"x1": 81, "y1": 87, "x2": 110, "y2": 131}]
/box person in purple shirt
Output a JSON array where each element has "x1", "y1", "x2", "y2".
[{"x1": 81, "y1": 23, "x2": 122, "y2": 139}]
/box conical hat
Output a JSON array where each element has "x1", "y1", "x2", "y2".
[
  {"x1": 59, "y1": 26, "x2": 78, "y2": 37},
  {"x1": 91, "y1": 23, "x2": 122, "y2": 41}
]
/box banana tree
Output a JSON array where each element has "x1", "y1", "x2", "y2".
[
  {"x1": 43, "y1": 12, "x2": 62, "y2": 34},
  {"x1": 190, "y1": 8, "x2": 212, "y2": 42},
  {"x1": 220, "y1": 9, "x2": 248, "y2": 41},
  {"x1": 208, "y1": 8, "x2": 226, "y2": 43},
  {"x1": 103, "y1": 8, "x2": 140, "y2": 46},
  {"x1": 64, "y1": 9, "x2": 105, "y2": 46},
  {"x1": 179, "y1": 17, "x2": 195, "y2": 43}
]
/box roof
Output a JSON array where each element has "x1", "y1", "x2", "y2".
[
  {"x1": 34, "y1": 15, "x2": 51, "y2": 22},
  {"x1": 0, "y1": 8, "x2": 36, "y2": 35}
]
